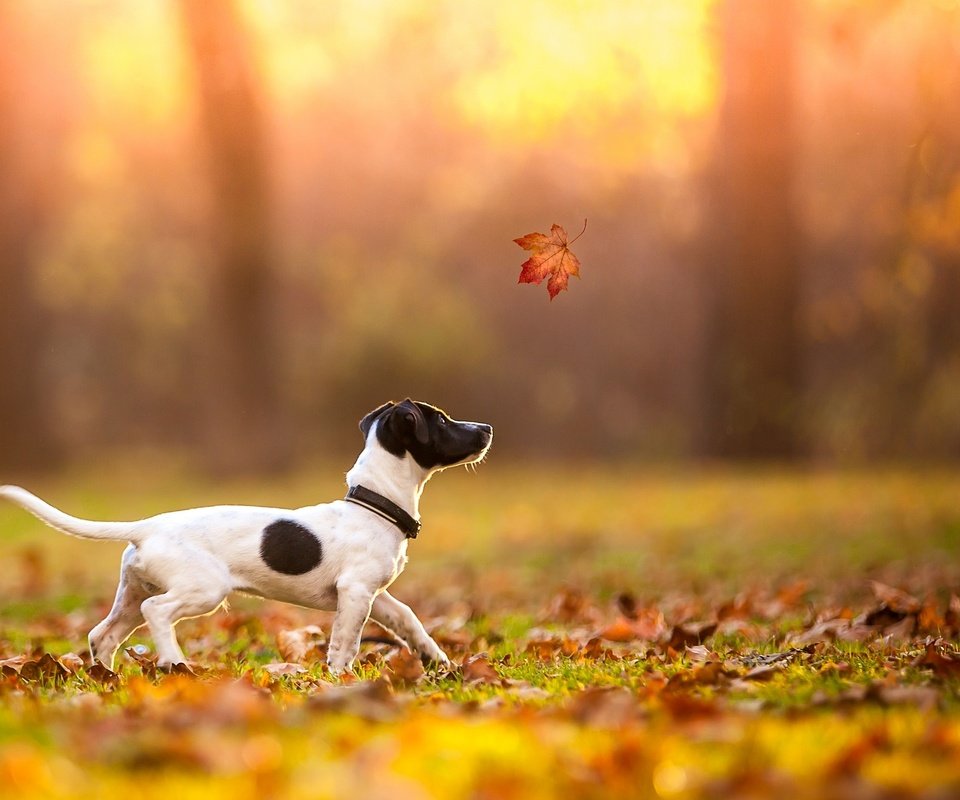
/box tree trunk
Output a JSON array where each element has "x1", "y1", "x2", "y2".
[
  {"x1": 0, "y1": 6, "x2": 59, "y2": 471},
  {"x1": 702, "y1": 0, "x2": 802, "y2": 459},
  {"x1": 177, "y1": 0, "x2": 288, "y2": 472}
]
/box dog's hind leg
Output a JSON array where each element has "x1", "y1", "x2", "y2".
[
  {"x1": 88, "y1": 545, "x2": 151, "y2": 670},
  {"x1": 371, "y1": 591, "x2": 449, "y2": 667},
  {"x1": 138, "y1": 554, "x2": 231, "y2": 667}
]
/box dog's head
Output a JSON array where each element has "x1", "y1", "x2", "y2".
[{"x1": 359, "y1": 399, "x2": 492, "y2": 470}]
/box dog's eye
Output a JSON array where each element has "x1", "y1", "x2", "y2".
[{"x1": 438, "y1": 417, "x2": 447, "y2": 425}]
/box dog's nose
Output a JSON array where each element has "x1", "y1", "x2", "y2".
[{"x1": 479, "y1": 424, "x2": 493, "y2": 442}]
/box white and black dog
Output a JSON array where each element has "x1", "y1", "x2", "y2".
[{"x1": 0, "y1": 400, "x2": 492, "y2": 675}]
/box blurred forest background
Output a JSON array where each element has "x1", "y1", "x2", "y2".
[{"x1": 1, "y1": 0, "x2": 960, "y2": 474}]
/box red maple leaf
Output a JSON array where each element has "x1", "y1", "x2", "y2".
[{"x1": 514, "y1": 220, "x2": 586, "y2": 300}]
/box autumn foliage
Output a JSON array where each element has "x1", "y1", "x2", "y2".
[{"x1": 1, "y1": 468, "x2": 959, "y2": 799}]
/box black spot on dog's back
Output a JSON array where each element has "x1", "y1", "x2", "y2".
[{"x1": 260, "y1": 520, "x2": 322, "y2": 575}]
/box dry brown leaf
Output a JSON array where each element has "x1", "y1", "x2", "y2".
[
  {"x1": 525, "y1": 637, "x2": 582, "y2": 660},
  {"x1": 580, "y1": 637, "x2": 617, "y2": 660},
  {"x1": 461, "y1": 654, "x2": 500, "y2": 684},
  {"x1": 262, "y1": 662, "x2": 307, "y2": 677},
  {"x1": 0, "y1": 656, "x2": 29, "y2": 673},
  {"x1": 19, "y1": 654, "x2": 69, "y2": 683},
  {"x1": 124, "y1": 647, "x2": 158, "y2": 678},
  {"x1": 668, "y1": 661, "x2": 735, "y2": 688},
  {"x1": 385, "y1": 648, "x2": 424, "y2": 685},
  {"x1": 664, "y1": 622, "x2": 717, "y2": 652},
  {"x1": 870, "y1": 581, "x2": 921, "y2": 614},
  {"x1": 85, "y1": 663, "x2": 120, "y2": 688},
  {"x1": 913, "y1": 640, "x2": 960, "y2": 679},
  {"x1": 880, "y1": 614, "x2": 916, "y2": 642},
  {"x1": 57, "y1": 652, "x2": 84, "y2": 674}
]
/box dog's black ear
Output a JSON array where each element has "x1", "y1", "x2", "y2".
[
  {"x1": 395, "y1": 398, "x2": 429, "y2": 444},
  {"x1": 359, "y1": 402, "x2": 394, "y2": 438}
]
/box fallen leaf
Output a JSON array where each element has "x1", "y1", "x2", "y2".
[
  {"x1": 0, "y1": 656, "x2": 30, "y2": 673},
  {"x1": 501, "y1": 680, "x2": 551, "y2": 702},
  {"x1": 580, "y1": 637, "x2": 617, "y2": 660},
  {"x1": 790, "y1": 617, "x2": 866, "y2": 646},
  {"x1": 735, "y1": 647, "x2": 815, "y2": 670},
  {"x1": 913, "y1": 640, "x2": 960, "y2": 679},
  {"x1": 566, "y1": 686, "x2": 638, "y2": 727},
  {"x1": 659, "y1": 692, "x2": 722, "y2": 720},
  {"x1": 384, "y1": 648, "x2": 424, "y2": 685},
  {"x1": 19, "y1": 654, "x2": 68, "y2": 683},
  {"x1": 277, "y1": 625, "x2": 326, "y2": 663},
  {"x1": 85, "y1": 663, "x2": 120, "y2": 688},
  {"x1": 598, "y1": 617, "x2": 640, "y2": 643},
  {"x1": 514, "y1": 220, "x2": 585, "y2": 300},
  {"x1": 875, "y1": 684, "x2": 940, "y2": 711},
  {"x1": 665, "y1": 622, "x2": 717, "y2": 652},
  {"x1": 124, "y1": 647, "x2": 158, "y2": 678},
  {"x1": 57, "y1": 652, "x2": 85, "y2": 674},
  {"x1": 742, "y1": 665, "x2": 780, "y2": 682},
  {"x1": 668, "y1": 661, "x2": 735, "y2": 687},
  {"x1": 307, "y1": 680, "x2": 396, "y2": 721},
  {"x1": 918, "y1": 598, "x2": 945, "y2": 633},
  {"x1": 880, "y1": 614, "x2": 916, "y2": 642},
  {"x1": 261, "y1": 662, "x2": 307, "y2": 677},
  {"x1": 544, "y1": 587, "x2": 600, "y2": 624},
  {"x1": 461, "y1": 654, "x2": 500, "y2": 684},
  {"x1": 525, "y1": 637, "x2": 581, "y2": 660},
  {"x1": 869, "y1": 581, "x2": 921, "y2": 614}
]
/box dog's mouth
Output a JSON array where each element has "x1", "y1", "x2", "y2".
[{"x1": 441, "y1": 426, "x2": 493, "y2": 473}]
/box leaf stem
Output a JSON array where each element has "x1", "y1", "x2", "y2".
[{"x1": 569, "y1": 218, "x2": 588, "y2": 245}]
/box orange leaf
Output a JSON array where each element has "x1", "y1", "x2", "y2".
[
  {"x1": 514, "y1": 220, "x2": 585, "y2": 300},
  {"x1": 598, "y1": 617, "x2": 640, "y2": 643},
  {"x1": 461, "y1": 654, "x2": 500, "y2": 684}
]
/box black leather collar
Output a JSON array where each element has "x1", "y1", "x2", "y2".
[{"x1": 344, "y1": 485, "x2": 421, "y2": 539}]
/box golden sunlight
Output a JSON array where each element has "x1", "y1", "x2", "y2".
[{"x1": 451, "y1": 0, "x2": 717, "y2": 147}]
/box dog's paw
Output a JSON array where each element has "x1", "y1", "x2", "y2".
[
  {"x1": 419, "y1": 648, "x2": 451, "y2": 671},
  {"x1": 325, "y1": 656, "x2": 356, "y2": 679}
]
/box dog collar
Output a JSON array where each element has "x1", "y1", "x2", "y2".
[{"x1": 344, "y1": 485, "x2": 421, "y2": 539}]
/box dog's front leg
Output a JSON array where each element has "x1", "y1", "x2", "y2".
[
  {"x1": 371, "y1": 591, "x2": 449, "y2": 667},
  {"x1": 327, "y1": 579, "x2": 376, "y2": 676}
]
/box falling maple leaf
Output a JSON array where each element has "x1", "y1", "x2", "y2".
[{"x1": 514, "y1": 220, "x2": 586, "y2": 300}]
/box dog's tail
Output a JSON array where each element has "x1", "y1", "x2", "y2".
[{"x1": 0, "y1": 485, "x2": 141, "y2": 542}]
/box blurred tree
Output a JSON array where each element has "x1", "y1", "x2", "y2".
[
  {"x1": 0, "y1": 5, "x2": 60, "y2": 470},
  {"x1": 177, "y1": 0, "x2": 289, "y2": 472},
  {"x1": 702, "y1": 0, "x2": 802, "y2": 458}
]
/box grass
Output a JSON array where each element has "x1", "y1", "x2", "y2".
[{"x1": 0, "y1": 462, "x2": 959, "y2": 798}]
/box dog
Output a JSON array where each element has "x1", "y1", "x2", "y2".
[{"x1": 0, "y1": 399, "x2": 492, "y2": 675}]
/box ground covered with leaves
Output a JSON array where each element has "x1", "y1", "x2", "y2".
[{"x1": 1, "y1": 465, "x2": 959, "y2": 799}]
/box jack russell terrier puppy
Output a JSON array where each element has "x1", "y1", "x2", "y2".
[{"x1": 0, "y1": 399, "x2": 493, "y2": 675}]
